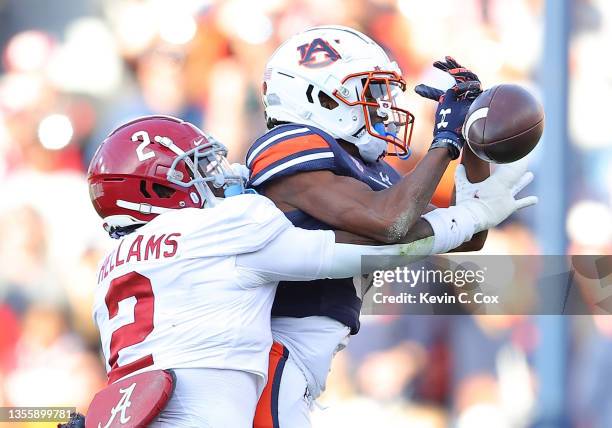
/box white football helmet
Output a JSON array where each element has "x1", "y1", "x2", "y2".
[{"x1": 262, "y1": 25, "x2": 415, "y2": 162}]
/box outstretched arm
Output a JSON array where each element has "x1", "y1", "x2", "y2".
[
  {"x1": 263, "y1": 148, "x2": 451, "y2": 244},
  {"x1": 237, "y1": 162, "x2": 536, "y2": 282}
]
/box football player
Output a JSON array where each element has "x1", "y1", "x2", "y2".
[
  {"x1": 248, "y1": 26, "x2": 534, "y2": 427},
  {"x1": 81, "y1": 115, "x2": 532, "y2": 427}
]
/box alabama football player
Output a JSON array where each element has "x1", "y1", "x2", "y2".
[
  {"x1": 81, "y1": 115, "x2": 533, "y2": 427},
  {"x1": 248, "y1": 26, "x2": 534, "y2": 427}
]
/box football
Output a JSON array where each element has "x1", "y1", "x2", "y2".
[{"x1": 462, "y1": 83, "x2": 544, "y2": 163}]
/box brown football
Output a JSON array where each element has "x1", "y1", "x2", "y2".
[{"x1": 463, "y1": 84, "x2": 544, "y2": 163}]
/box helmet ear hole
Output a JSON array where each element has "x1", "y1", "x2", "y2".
[
  {"x1": 152, "y1": 183, "x2": 176, "y2": 198},
  {"x1": 140, "y1": 180, "x2": 151, "y2": 198},
  {"x1": 318, "y1": 91, "x2": 339, "y2": 110}
]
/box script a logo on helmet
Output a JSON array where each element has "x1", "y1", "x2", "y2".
[{"x1": 297, "y1": 38, "x2": 341, "y2": 68}]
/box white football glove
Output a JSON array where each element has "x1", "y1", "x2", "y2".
[{"x1": 455, "y1": 159, "x2": 538, "y2": 233}]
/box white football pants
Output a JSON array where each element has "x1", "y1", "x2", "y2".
[{"x1": 149, "y1": 368, "x2": 261, "y2": 427}]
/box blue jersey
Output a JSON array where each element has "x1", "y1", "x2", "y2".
[{"x1": 246, "y1": 124, "x2": 401, "y2": 334}]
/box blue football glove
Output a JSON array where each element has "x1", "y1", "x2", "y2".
[
  {"x1": 415, "y1": 56, "x2": 482, "y2": 159},
  {"x1": 57, "y1": 412, "x2": 85, "y2": 428}
]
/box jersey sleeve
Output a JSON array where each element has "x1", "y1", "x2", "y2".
[{"x1": 246, "y1": 125, "x2": 337, "y2": 188}]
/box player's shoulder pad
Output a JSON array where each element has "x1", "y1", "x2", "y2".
[
  {"x1": 246, "y1": 124, "x2": 340, "y2": 188},
  {"x1": 163, "y1": 194, "x2": 292, "y2": 258}
]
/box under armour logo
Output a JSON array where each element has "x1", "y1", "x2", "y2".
[
  {"x1": 99, "y1": 382, "x2": 136, "y2": 428},
  {"x1": 379, "y1": 172, "x2": 393, "y2": 186},
  {"x1": 437, "y1": 108, "x2": 451, "y2": 129}
]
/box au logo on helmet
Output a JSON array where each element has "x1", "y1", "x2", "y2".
[{"x1": 297, "y1": 38, "x2": 341, "y2": 68}]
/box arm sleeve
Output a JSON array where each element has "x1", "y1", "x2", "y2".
[
  {"x1": 235, "y1": 227, "x2": 336, "y2": 281},
  {"x1": 236, "y1": 225, "x2": 436, "y2": 282}
]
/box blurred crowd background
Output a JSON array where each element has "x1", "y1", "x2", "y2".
[{"x1": 0, "y1": 0, "x2": 610, "y2": 427}]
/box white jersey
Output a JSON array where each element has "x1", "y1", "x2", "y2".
[{"x1": 93, "y1": 194, "x2": 335, "y2": 385}]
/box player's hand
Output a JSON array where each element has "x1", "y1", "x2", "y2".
[
  {"x1": 415, "y1": 57, "x2": 482, "y2": 160},
  {"x1": 433, "y1": 56, "x2": 482, "y2": 100},
  {"x1": 417, "y1": 57, "x2": 482, "y2": 101},
  {"x1": 57, "y1": 412, "x2": 85, "y2": 428},
  {"x1": 455, "y1": 159, "x2": 538, "y2": 233}
]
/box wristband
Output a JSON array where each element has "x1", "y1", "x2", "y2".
[
  {"x1": 429, "y1": 131, "x2": 463, "y2": 160},
  {"x1": 422, "y1": 206, "x2": 477, "y2": 254}
]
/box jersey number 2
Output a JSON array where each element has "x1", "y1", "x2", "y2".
[{"x1": 105, "y1": 271, "x2": 155, "y2": 383}]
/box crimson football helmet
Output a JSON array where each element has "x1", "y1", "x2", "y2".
[{"x1": 88, "y1": 116, "x2": 243, "y2": 236}]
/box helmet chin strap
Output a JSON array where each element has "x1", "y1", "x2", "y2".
[
  {"x1": 373, "y1": 122, "x2": 411, "y2": 160},
  {"x1": 223, "y1": 184, "x2": 244, "y2": 197},
  {"x1": 116, "y1": 200, "x2": 173, "y2": 215},
  {"x1": 373, "y1": 122, "x2": 396, "y2": 139}
]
